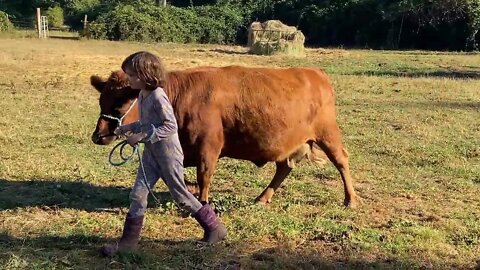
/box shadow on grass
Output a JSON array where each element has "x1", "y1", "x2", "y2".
[
  {"x1": 349, "y1": 70, "x2": 480, "y2": 79},
  {"x1": 405, "y1": 100, "x2": 479, "y2": 110},
  {"x1": 210, "y1": 48, "x2": 249, "y2": 55},
  {"x1": 0, "y1": 232, "x2": 433, "y2": 269},
  {"x1": 0, "y1": 178, "x2": 172, "y2": 212},
  {"x1": 362, "y1": 100, "x2": 480, "y2": 111},
  {"x1": 48, "y1": 35, "x2": 80, "y2": 41}
]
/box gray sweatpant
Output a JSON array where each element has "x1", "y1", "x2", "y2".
[{"x1": 128, "y1": 140, "x2": 203, "y2": 218}]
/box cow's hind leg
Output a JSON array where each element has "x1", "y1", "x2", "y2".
[
  {"x1": 316, "y1": 124, "x2": 359, "y2": 208},
  {"x1": 255, "y1": 161, "x2": 292, "y2": 205}
]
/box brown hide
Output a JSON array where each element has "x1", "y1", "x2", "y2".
[{"x1": 90, "y1": 65, "x2": 358, "y2": 208}]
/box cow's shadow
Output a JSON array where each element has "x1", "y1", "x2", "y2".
[{"x1": 0, "y1": 178, "x2": 173, "y2": 212}]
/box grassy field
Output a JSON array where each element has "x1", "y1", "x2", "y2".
[{"x1": 0, "y1": 37, "x2": 479, "y2": 269}]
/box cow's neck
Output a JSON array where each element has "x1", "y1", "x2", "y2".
[{"x1": 164, "y1": 72, "x2": 183, "y2": 107}]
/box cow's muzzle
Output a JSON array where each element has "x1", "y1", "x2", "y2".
[{"x1": 91, "y1": 132, "x2": 117, "y2": 145}]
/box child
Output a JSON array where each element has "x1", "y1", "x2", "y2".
[{"x1": 101, "y1": 51, "x2": 227, "y2": 256}]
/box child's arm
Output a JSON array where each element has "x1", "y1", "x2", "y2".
[{"x1": 142, "y1": 90, "x2": 178, "y2": 143}]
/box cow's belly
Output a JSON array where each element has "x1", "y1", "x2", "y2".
[{"x1": 221, "y1": 124, "x2": 316, "y2": 163}]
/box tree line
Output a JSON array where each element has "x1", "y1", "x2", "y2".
[{"x1": 1, "y1": 0, "x2": 479, "y2": 50}]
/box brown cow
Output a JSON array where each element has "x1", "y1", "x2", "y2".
[{"x1": 90, "y1": 65, "x2": 359, "y2": 208}]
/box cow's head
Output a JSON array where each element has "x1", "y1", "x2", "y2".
[{"x1": 90, "y1": 70, "x2": 140, "y2": 145}]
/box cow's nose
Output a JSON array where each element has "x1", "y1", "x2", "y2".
[{"x1": 91, "y1": 133, "x2": 102, "y2": 145}]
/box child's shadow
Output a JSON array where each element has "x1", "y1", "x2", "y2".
[{"x1": 0, "y1": 178, "x2": 173, "y2": 213}]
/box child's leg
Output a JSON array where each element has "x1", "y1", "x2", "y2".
[
  {"x1": 159, "y1": 158, "x2": 202, "y2": 213},
  {"x1": 129, "y1": 153, "x2": 162, "y2": 217},
  {"x1": 101, "y1": 152, "x2": 160, "y2": 257},
  {"x1": 160, "y1": 158, "x2": 227, "y2": 244}
]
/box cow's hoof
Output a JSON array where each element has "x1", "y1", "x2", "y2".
[
  {"x1": 254, "y1": 197, "x2": 271, "y2": 206},
  {"x1": 344, "y1": 195, "x2": 360, "y2": 209}
]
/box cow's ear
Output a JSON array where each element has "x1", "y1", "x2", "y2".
[
  {"x1": 109, "y1": 70, "x2": 130, "y2": 90},
  {"x1": 90, "y1": 75, "x2": 106, "y2": 93}
]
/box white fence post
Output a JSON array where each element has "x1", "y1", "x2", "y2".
[{"x1": 36, "y1": 8, "x2": 42, "y2": 38}]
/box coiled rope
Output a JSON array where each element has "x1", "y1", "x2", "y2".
[{"x1": 108, "y1": 140, "x2": 160, "y2": 204}]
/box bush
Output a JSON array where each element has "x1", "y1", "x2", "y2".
[
  {"x1": 85, "y1": 3, "x2": 244, "y2": 44},
  {"x1": 0, "y1": 11, "x2": 14, "y2": 32},
  {"x1": 84, "y1": 21, "x2": 106, "y2": 39},
  {"x1": 140, "y1": 5, "x2": 200, "y2": 43},
  {"x1": 46, "y1": 6, "x2": 64, "y2": 28},
  {"x1": 193, "y1": 5, "x2": 243, "y2": 44}
]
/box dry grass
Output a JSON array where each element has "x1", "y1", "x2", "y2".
[
  {"x1": 0, "y1": 37, "x2": 479, "y2": 269},
  {"x1": 248, "y1": 20, "x2": 305, "y2": 56}
]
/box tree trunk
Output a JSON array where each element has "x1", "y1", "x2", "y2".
[{"x1": 466, "y1": 29, "x2": 479, "y2": 51}]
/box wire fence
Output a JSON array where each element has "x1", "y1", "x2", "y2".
[
  {"x1": 9, "y1": 16, "x2": 80, "y2": 39},
  {"x1": 9, "y1": 18, "x2": 37, "y2": 30}
]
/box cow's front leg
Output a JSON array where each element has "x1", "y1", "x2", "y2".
[
  {"x1": 255, "y1": 161, "x2": 292, "y2": 205},
  {"x1": 197, "y1": 138, "x2": 222, "y2": 204}
]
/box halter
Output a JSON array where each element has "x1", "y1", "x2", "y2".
[{"x1": 100, "y1": 98, "x2": 137, "y2": 126}]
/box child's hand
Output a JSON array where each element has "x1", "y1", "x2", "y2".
[
  {"x1": 114, "y1": 126, "x2": 125, "y2": 136},
  {"x1": 114, "y1": 126, "x2": 132, "y2": 136},
  {"x1": 127, "y1": 132, "x2": 146, "y2": 146}
]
